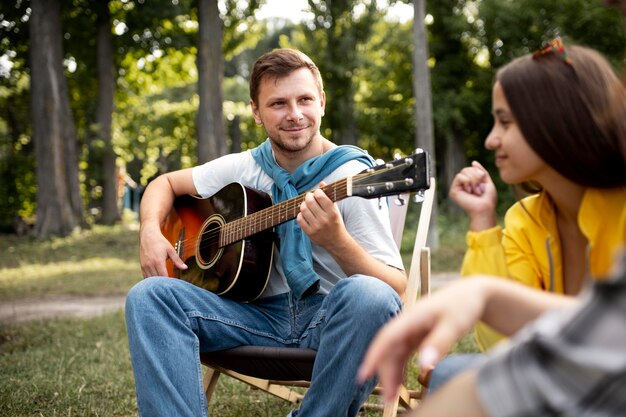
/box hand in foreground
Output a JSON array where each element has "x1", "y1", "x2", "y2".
[
  {"x1": 357, "y1": 279, "x2": 487, "y2": 403},
  {"x1": 139, "y1": 224, "x2": 187, "y2": 278},
  {"x1": 449, "y1": 161, "x2": 497, "y2": 231}
]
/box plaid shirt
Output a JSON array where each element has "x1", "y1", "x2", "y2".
[{"x1": 477, "y1": 251, "x2": 626, "y2": 417}]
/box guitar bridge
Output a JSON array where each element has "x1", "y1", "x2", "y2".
[{"x1": 174, "y1": 228, "x2": 185, "y2": 276}]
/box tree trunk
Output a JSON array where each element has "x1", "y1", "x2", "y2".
[
  {"x1": 229, "y1": 114, "x2": 242, "y2": 153},
  {"x1": 412, "y1": 0, "x2": 439, "y2": 248},
  {"x1": 95, "y1": 0, "x2": 119, "y2": 225},
  {"x1": 196, "y1": 0, "x2": 226, "y2": 163},
  {"x1": 30, "y1": 0, "x2": 84, "y2": 238},
  {"x1": 443, "y1": 133, "x2": 466, "y2": 214}
]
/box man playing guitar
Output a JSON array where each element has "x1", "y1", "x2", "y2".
[{"x1": 126, "y1": 48, "x2": 418, "y2": 417}]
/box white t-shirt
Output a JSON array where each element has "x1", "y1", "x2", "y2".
[{"x1": 192, "y1": 149, "x2": 404, "y2": 298}]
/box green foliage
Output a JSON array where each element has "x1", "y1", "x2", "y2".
[
  {"x1": 427, "y1": 1, "x2": 494, "y2": 171},
  {"x1": 112, "y1": 0, "x2": 269, "y2": 182},
  {"x1": 284, "y1": 1, "x2": 385, "y2": 144},
  {"x1": 0, "y1": 82, "x2": 35, "y2": 231},
  {"x1": 478, "y1": 0, "x2": 626, "y2": 69},
  {"x1": 356, "y1": 19, "x2": 416, "y2": 159},
  {"x1": 113, "y1": 38, "x2": 200, "y2": 181},
  {"x1": 0, "y1": 2, "x2": 35, "y2": 230},
  {"x1": 1, "y1": 0, "x2": 624, "y2": 231}
]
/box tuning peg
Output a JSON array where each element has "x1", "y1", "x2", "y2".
[
  {"x1": 413, "y1": 190, "x2": 425, "y2": 203},
  {"x1": 393, "y1": 153, "x2": 402, "y2": 160},
  {"x1": 393, "y1": 195, "x2": 406, "y2": 206},
  {"x1": 375, "y1": 158, "x2": 385, "y2": 166},
  {"x1": 414, "y1": 148, "x2": 424, "y2": 154}
]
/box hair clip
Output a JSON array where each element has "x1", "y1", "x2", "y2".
[{"x1": 533, "y1": 36, "x2": 572, "y2": 65}]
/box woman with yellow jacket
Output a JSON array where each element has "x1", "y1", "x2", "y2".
[
  {"x1": 460, "y1": 186, "x2": 626, "y2": 351},
  {"x1": 428, "y1": 38, "x2": 626, "y2": 391}
]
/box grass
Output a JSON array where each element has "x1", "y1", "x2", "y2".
[
  {"x1": 0, "y1": 224, "x2": 141, "y2": 301},
  {"x1": 1, "y1": 312, "x2": 135, "y2": 416},
  {"x1": 0, "y1": 213, "x2": 475, "y2": 416}
]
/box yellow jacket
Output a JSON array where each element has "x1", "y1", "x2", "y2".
[{"x1": 461, "y1": 187, "x2": 626, "y2": 351}]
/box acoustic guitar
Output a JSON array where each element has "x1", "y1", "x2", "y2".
[{"x1": 161, "y1": 150, "x2": 431, "y2": 302}]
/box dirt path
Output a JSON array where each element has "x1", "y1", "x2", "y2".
[
  {"x1": 0, "y1": 294, "x2": 127, "y2": 324},
  {"x1": 0, "y1": 273, "x2": 459, "y2": 324}
]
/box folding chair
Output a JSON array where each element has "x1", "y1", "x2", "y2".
[{"x1": 200, "y1": 177, "x2": 436, "y2": 416}]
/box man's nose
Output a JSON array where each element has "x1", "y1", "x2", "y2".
[{"x1": 286, "y1": 103, "x2": 303, "y2": 121}]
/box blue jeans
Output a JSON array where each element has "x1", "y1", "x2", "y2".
[
  {"x1": 428, "y1": 353, "x2": 486, "y2": 393},
  {"x1": 125, "y1": 275, "x2": 402, "y2": 417}
]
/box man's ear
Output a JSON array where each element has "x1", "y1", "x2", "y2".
[
  {"x1": 250, "y1": 99, "x2": 263, "y2": 125},
  {"x1": 320, "y1": 91, "x2": 326, "y2": 117}
]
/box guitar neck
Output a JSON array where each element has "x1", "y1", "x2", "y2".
[{"x1": 220, "y1": 178, "x2": 350, "y2": 246}]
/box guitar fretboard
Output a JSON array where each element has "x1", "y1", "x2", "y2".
[{"x1": 219, "y1": 178, "x2": 350, "y2": 246}]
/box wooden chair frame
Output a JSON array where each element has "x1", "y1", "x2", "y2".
[{"x1": 201, "y1": 177, "x2": 436, "y2": 416}]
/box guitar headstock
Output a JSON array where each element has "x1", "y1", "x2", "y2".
[{"x1": 351, "y1": 150, "x2": 431, "y2": 199}]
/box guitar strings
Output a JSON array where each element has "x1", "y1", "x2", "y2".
[
  {"x1": 189, "y1": 180, "x2": 349, "y2": 252},
  {"x1": 173, "y1": 168, "x2": 396, "y2": 255},
  {"x1": 174, "y1": 169, "x2": 394, "y2": 252}
]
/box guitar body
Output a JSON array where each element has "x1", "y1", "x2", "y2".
[{"x1": 162, "y1": 183, "x2": 275, "y2": 302}]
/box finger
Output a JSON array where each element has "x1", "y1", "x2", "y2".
[
  {"x1": 471, "y1": 160, "x2": 486, "y2": 171},
  {"x1": 377, "y1": 359, "x2": 405, "y2": 403},
  {"x1": 154, "y1": 260, "x2": 169, "y2": 278},
  {"x1": 417, "y1": 345, "x2": 441, "y2": 374},
  {"x1": 452, "y1": 172, "x2": 482, "y2": 197},
  {"x1": 451, "y1": 172, "x2": 470, "y2": 190},
  {"x1": 471, "y1": 161, "x2": 493, "y2": 184},
  {"x1": 417, "y1": 363, "x2": 434, "y2": 388},
  {"x1": 142, "y1": 262, "x2": 159, "y2": 278},
  {"x1": 417, "y1": 323, "x2": 462, "y2": 371},
  {"x1": 466, "y1": 166, "x2": 486, "y2": 185},
  {"x1": 311, "y1": 188, "x2": 335, "y2": 215},
  {"x1": 358, "y1": 328, "x2": 399, "y2": 382},
  {"x1": 298, "y1": 193, "x2": 319, "y2": 225},
  {"x1": 141, "y1": 264, "x2": 151, "y2": 278},
  {"x1": 167, "y1": 247, "x2": 188, "y2": 271},
  {"x1": 358, "y1": 311, "x2": 431, "y2": 381},
  {"x1": 359, "y1": 341, "x2": 410, "y2": 403},
  {"x1": 454, "y1": 169, "x2": 482, "y2": 188}
]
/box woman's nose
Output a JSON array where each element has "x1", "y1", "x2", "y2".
[{"x1": 484, "y1": 127, "x2": 500, "y2": 150}]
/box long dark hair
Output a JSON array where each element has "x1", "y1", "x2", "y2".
[{"x1": 496, "y1": 44, "x2": 626, "y2": 189}]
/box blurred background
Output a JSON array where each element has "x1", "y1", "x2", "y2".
[
  {"x1": 1, "y1": 0, "x2": 624, "y2": 238},
  {"x1": 1, "y1": 2, "x2": 625, "y2": 415}
]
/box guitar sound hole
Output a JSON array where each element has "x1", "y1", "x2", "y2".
[{"x1": 197, "y1": 220, "x2": 222, "y2": 268}]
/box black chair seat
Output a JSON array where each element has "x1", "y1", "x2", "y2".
[{"x1": 200, "y1": 346, "x2": 317, "y2": 381}]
